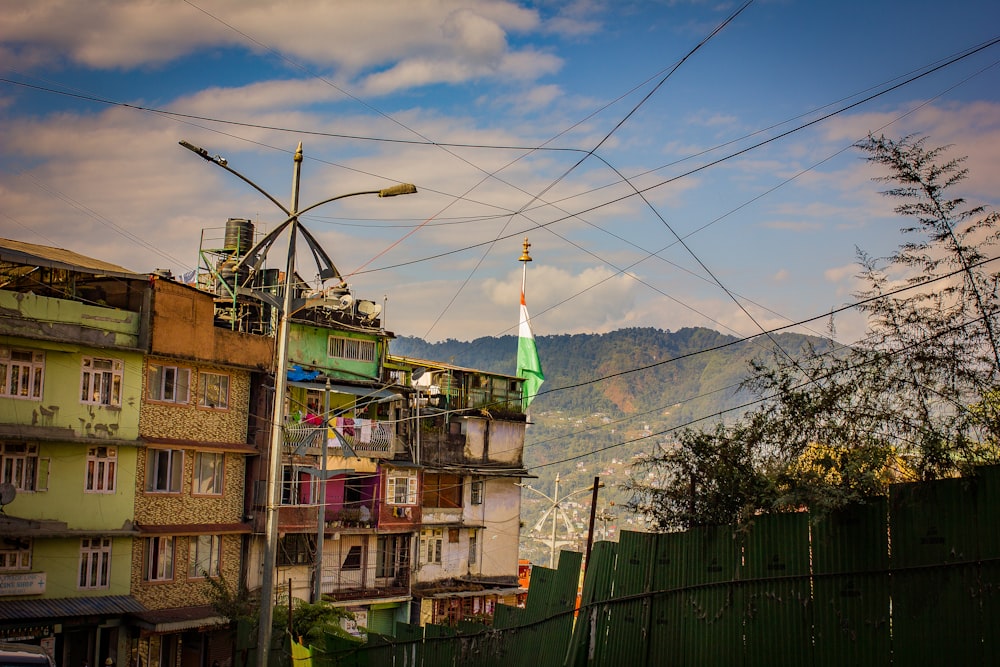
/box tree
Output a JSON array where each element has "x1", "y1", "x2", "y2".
[{"x1": 626, "y1": 135, "x2": 1000, "y2": 529}]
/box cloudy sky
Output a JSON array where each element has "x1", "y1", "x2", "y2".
[{"x1": 2, "y1": 0, "x2": 999, "y2": 345}]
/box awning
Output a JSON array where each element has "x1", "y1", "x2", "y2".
[
  {"x1": 287, "y1": 380, "x2": 402, "y2": 402},
  {"x1": 0, "y1": 595, "x2": 146, "y2": 621},
  {"x1": 132, "y1": 605, "x2": 228, "y2": 633}
]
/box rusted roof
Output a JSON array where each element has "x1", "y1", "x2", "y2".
[
  {"x1": 0, "y1": 237, "x2": 144, "y2": 278},
  {"x1": 135, "y1": 522, "x2": 251, "y2": 535},
  {"x1": 0, "y1": 595, "x2": 146, "y2": 620}
]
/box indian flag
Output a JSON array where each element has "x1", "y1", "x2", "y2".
[{"x1": 517, "y1": 287, "x2": 544, "y2": 408}]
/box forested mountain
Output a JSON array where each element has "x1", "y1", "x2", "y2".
[{"x1": 390, "y1": 327, "x2": 829, "y2": 561}]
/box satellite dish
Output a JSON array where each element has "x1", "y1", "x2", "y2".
[
  {"x1": 338, "y1": 293, "x2": 354, "y2": 310},
  {"x1": 356, "y1": 300, "x2": 382, "y2": 321},
  {"x1": 0, "y1": 482, "x2": 16, "y2": 507}
]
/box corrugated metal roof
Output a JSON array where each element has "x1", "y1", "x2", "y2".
[
  {"x1": 0, "y1": 595, "x2": 146, "y2": 620},
  {"x1": 0, "y1": 237, "x2": 143, "y2": 278},
  {"x1": 132, "y1": 605, "x2": 227, "y2": 633}
]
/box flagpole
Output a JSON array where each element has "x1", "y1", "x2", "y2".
[{"x1": 517, "y1": 238, "x2": 543, "y2": 411}]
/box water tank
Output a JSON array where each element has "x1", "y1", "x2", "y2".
[{"x1": 224, "y1": 218, "x2": 254, "y2": 255}]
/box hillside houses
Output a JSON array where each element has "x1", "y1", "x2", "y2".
[{"x1": 0, "y1": 232, "x2": 530, "y2": 667}]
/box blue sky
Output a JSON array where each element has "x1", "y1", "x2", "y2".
[{"x1": 2, "y1": 0, "x2": 999, "y2": 345}]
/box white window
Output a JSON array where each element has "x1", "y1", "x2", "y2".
[
  {"x1": 85, "y1": 446, "x2": 116, "y2": 494},
  {"x1": 81, "y1": 357, "x2": 123, "y2": 406},
  {"x1": 189, "y1": 535, "x2": 221, "y2": 578},
  {"x1": 386, "y1": 470, "x2": 417, "y2": 505},
  {"x1": 193, "y1": 451, "x2": 224, "y2": 495},
  {"x1": 0, "y1": 538, "x2": 31, "y2": 571},
  {"x1": 146, "y1": 449, "x2": 183, "y2": 493},
  {"x1": 423, "y1": 528, "x2": 442, "y2": 564},
  {"x1": 198, "y1": 372, "x2": 229, "y2": 410},
  {"x1": 0, "y1": 348, "x2": 44, "y2": 400},
  {"x1": 144, "y1": 536, "x2": 174, "y2": 582},
  {"x1": 328, "y1": 336, "x2": 377, "y2": 362},
  {"x1": 1, "y1": 443, "x2": 38, "y2": 492},
  {"x1": 147, "y1": 363, "x2": 191, "y2": 403},
  {"x1": 471, "y1": 480, "x2": 484, "y2": 505},
  {"x1": 79, "y1": 537, "x2": 112, "y2": 589}
]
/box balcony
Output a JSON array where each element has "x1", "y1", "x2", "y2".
[{"x1": 283, "y1": 419, "x2": 395, "y2": 458}]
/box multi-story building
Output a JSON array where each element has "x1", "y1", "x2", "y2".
[
  {"x1": 0, "y1": 239, "x2": 149, "y2": 667},
  {"x1": 385, "y1": 357, "x2": 530, "y2": 627},
  {"x1": 130, "y1": 275, "x2": 271, "y2": 667}
]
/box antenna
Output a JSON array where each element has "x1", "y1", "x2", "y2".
[{"x1": 0, "y1": 482, "x2": 16, "y2": 511}]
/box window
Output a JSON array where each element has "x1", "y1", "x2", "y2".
[
  {"x1": 85, "y1": 446, "x2": 116, "y2": 493},
  {"x1": 1, "y1": 443, "x2": 38, "y2": 492},
  {"x1": 144, "y1": 536, "x2": 174, "y2": 582},
  {"x1": 79, "y1": 537, "x2": 112, "y2": 589},
  {"x1": 423, "y1": 529, "x2": 442, "y2": 564},
  {"x1": 189, "y1": 535, "x2": 221, "y2": 578},
  {"x1": 277, "y1": 534, "x2": 315, "y2": 566},
  {"x1": 198, "y1": 372, "x2": 230, "y2": 409},
  {"x1": 341, "y1": 545, "x2": 363, "y2": 571},
  {"x1": 386, "y1": 470, "x2": 417, "y2": 505},
  {"x1": 281, "y1": 466, "x2": 316, "y2": 506},
  {"x1": 0, "y1": 348, "x2": 44, "y2": 400},
  {"x1": 423, "y1": 473, "x2": 462, "y2": 508},
  {"x1": 80, "y1": 357, "x2": 123, "y2": 406},
  {"x1": 328, "y1": 336, "x2": 376, "y2": 362},
  {"x1": 146, "y1": 449, "x2": 183, "y2": 493},
  {"x1": 147, "y1": 363, "x2": 191, "y2": 403},
  {"x1": 470, "y1": 480, "x2": 484, "y2": 505},
  {"x1": 468, "y1": 531, "x2": 477, "y2": 566},
  {"x1": 0, "y1": 538, "x2": 31, "y2": 570},
  {"x1": 377, "y1": 534, "x2": 409, "y2": 578},
  {"x1": 193, "y1": 451, "x2": 224, "y2": 495}
]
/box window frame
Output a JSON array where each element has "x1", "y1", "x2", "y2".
[
  {"x1": 192, "y1": 451, "x2": 225, "y2": 496},
  {"x1": 0, "y1": 347, "x2": 44, "y2": 400},
  {"x1": 280, "y1": 465, "x2": 317, "y2": 506},
  {"x1": 277, "y1": 533, "x2": 315, "y2": 566},
  {"x1": 0, "y1": 537, "x2": 31, "y2": 571},
  {"x1": 145, "y1": 448, "x2": 184, "y2": 494},
  {"x1": 80, "y1": 356, "x2": 123, "y2": 407},
  {"x1": 327, "y1": 335, "x2": 377, "y2": 362},
  {"x1": 423, "y1": 528, "x2": 443, "y2": 564},
  {"x1": 198, "y1": 371, "x2": 230, "y2": 410},
  {"x1": 1, "y1": 443, "x2": 39, "y2": 492},
  {"x1": 79, "y1": 537, "x2": 112, "y2": 589},
  {"x1": 143, "y1": 535, "x2": 175, "y2": 582},
  {"x1": 146, "y1": 363, "x2": 192, "y2": 404},
  {"x1": 85, "y1": 446, "x2": 117, "y2": 494},
  {"x1": 188, "y1": 534, "x2": 221, "y2": 579},
  {"x1": 470, "y1": 480, "x2": 484, "y2": 505},
  {"x1": 422, "y1": 473, "x2": 462, "y2": 508},
  {"x1": 386, "y1": 470, "x2": 418, "y2": 506}
]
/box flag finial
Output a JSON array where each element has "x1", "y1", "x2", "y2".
[{"x1": 519, "y1": 237, "x2": 532, "y2": 262}]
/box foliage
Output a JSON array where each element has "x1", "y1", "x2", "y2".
[
  {"x1": 203, "y1": 572, "x2": 258, "y2": 629},
  {"x1": 272, "y1": 599, "x2": 360, "y2": 646},
  {"x1": 625, "y1": 134, "x2": 1000, "y2": 530}
]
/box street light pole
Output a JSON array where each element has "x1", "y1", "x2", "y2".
[
  {"x1": 518, "y1": 475, "x2": 602, "y2": 568},
  {"x1": 179, "y1": 140, "x2": 415, "y2": 667}
]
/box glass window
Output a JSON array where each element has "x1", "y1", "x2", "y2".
[
  {"x1": 281, "y1": 465, "x2": 316, "y2": 506},
  {"x1": 189, "y1": 535, "x2": 221, "y2": 578},
  {"x1": 422, "y1": 473, "x2": 462, "y2": 508},
  {"x1": 198, "y1": 372, "x2": 230, "y2": 410},
  {"x1": 327, "y1": 336, "x2": 376, "y2": 362},
  {"x1": 79, "y1": 537, "x2": 112, "y2": 589},
  {"x1": 341, "y1": 545, "x2": 362, "y2": 571},
  {"x1": 85, "y1": 446, "x2": 116, "y2": 493},
  {"x1": 423, "y1": 529, "x2": 442, "y2": 564},
  {"x1": 147, "y1": 363, "x2": 191, "y2": 403},
  {"x1": 1, "y1": 443, "x2": 38, "y2": 492},
  {"x1": 470, "y1": 480, "x2": 484, "y2": 505},
  {"x1": 146, "y1": 449, "x2": 183, "y2": 493},
  {"x1": 469, "y1": 531, "x2": 477, "y2": 565},
  {"x1": 277, "y1": 534, "x2": 315, "y2": 566},
  {"x1": 386, "y1": 470, "x2": 417, "y2": 505},
  {"x1": 193, "y1": 451, "x2": 224, "y2": 495},
  {"x1": 144, "y1": 536, "x2": 174, "y2": 581},
  {"x1": 81, "y1": 357, "x2": 123, "y2": 406},
  {"x1": 0, "y1": 537, "x2": 31, "y2": 571},
  {"x1": 0, "y1": 348, "x2": 44, "y2": 400}
]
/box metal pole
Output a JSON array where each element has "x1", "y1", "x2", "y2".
[
  {"x1": 584, "y1": 476, "x2": 600, "y2": 573},
  {"x1": 314, "y1": 377, "x2": 331, "y2": 602},
  {"x1": 258, "y1": 143, "x2": 303, "y2": 667},
  {"x1": 550, "y1": 473, "x2": 560, "y2": 568}
]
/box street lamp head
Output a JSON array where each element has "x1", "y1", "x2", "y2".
[{"x1": 378, "y1": 183, "x2": 418, "y2": 197}]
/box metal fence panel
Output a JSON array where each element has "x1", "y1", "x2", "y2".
[
  {"x1": 743, "y1": 512, "x2": 812, "y2": 667},
  {"x1": 811, "y1": 500, "x2": 890, "y2": 667},
  {"x1": 680, "y1": 525, "x2": 744, "y2": 667},
  {"x1": 596, "y1": 531, "x2": 656, "y2": 666},
  {"x1": 890, "y1": 476, "x2": 983, "y2": 666},
  {"x1": 980, "y1": 465, "x2": 1000, "y2": 659},
  {"x1": 567, "y1": 540, "x2": 617, "y2": 667}
]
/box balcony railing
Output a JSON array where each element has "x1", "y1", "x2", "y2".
[
  {"x1": 319, "y1": 563, "x2": 410, "y2": 602},
  {"x1": 283, "y1": 418, "x2": 395, "y2": 458}
]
